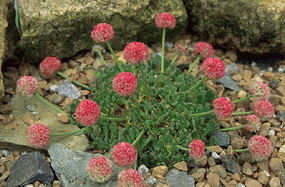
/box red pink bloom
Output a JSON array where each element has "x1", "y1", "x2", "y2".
[
  {"x1": 87, "y1": 156, "x2": 113, "y2": 183},
  {"x1": 213, "y1": 97, "x2": 234, "y2": 118},
  {"x1": 248, "y1": 135, "x2": 273, "y2": 161},
  {"x1": 26, "y1": 124, "x2": 50, "y2": 149},
  {"x1": 123, "y1": 42, "x2": 149, "y2": 65},
  {"x1": 193, "y1": 42, "x2": 215, "y2": 59},
  {"x1": 188, "y1": 139, "x2": 205, "y2": 159},
  {"x1": 75, "y1": 100, "x2": 101, "y2": 126},
  {"x1": 112, "y1": 72, "x2": 138, "y2": 96},
  {"x1": 155, "y1": 12, "x2": 176, "y2": 29},
  {"x1": 39, "y1": 57, "x2": 62, "y2": 78},
  {"x1": 117, "y1": 169, "x2": 144, "y2": 187},
  {"x1": 111, "y1": 142, "x2": 137, "y2": 167},
  {"x1": 16, "y1": 76, "x2": 38, "y2": 97},
  {"x1": 91, "y1": 23, "x2": 114, "y2": 43},
  {"x1": 202, "y1": 58, "x2": 225, "y2": 80},
  {"x1": 254, "y1": 99, "x2": 275, "y2": 119}
]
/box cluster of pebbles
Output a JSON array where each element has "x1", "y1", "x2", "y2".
[{"x1": 1, "y1": 33, "x2": 285, "y2": 186}]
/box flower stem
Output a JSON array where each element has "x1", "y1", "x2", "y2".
[
  {"x1": 138, "y1": 63, "x2": 149, "y2": 90},
  {"x1": 231, "y1": 148, "x2": 249, "y2": 153},
  {"x1": 176, "y1": 145, "x2": 191, "y2": 151},
  {"x1": 106, "y1": 41, "x2": 124, "y2": 72},
  {"x1": 220, "y1": 125, "x2": 245, "y2": 131},
  {"x1": 232, "y1": 95, "x2": 253, "y2": 104},
  {"x1": 187, "y1": 55, "x2": 201, "y2": 74},
  {"x1": 132, "y1": 130, "x2": 145, "y2": 146},
  {"x1": 50, "y1": 127, "x2": 87, "y2": 137},
  {"x1": 185, "y1": 77, "x2": 207, "y2": 94},
  {"x1": 232, "y1": 111, "x2": 255, "y2": 116},
  {"x1": 96, "y1": 51, "x2": 108, "y2": 67},
  {"x1": 35, "y1": 93, "x2": 69, "y2": 116},
  {"x1": 187, "y1": 110, "x2": 214, "y2": 117},
  {"x1": 100, "y1": 116, "x2": 126, "y2": 122},
  {"x1": 161, "y1": 28, "x2": 166, "y2": 73},
  {"x1": 56, "y1": 71, "x2": 91, "y2": 91}
]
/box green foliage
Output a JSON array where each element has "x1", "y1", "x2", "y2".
[{"x1": 86, "y1": 56, "x2": 218, "y2": 168}]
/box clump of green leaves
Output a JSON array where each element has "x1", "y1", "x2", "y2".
[{"x1": 85, "y1": 56, "x2": 217, "y2": 168}]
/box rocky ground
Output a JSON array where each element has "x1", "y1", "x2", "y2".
[{"x1": 1, "y1": 32, "x2": 285, "y2": 187}]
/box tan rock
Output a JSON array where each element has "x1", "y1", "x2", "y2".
[
  {"x1": 85, "y1": 56, "x2": 95, "y2": 65},
  {"x1": 77, "y1": 75, "x2": 88, "y2": 85},
  {"x1": 173, "y1": 161, "x2": 187, "y2": 171},
  {"x1": 206, "y1": 172, "x2": 220, "y2": 187},
  {"x1": 276, "y1": 86, "x2": 285, "y2": 96},
  {"x1": 242, "y1": 70, "x2": 252, "y2": 82},
  {"x1": 59, "y1": 98, "x2": 74, "y2": 106},
  {"x1": 194, "y1": 155, "x2": 208, "y2": 166},
  {"x1": 209, "y1": 165, "x2": 227, "y2": 179},
  {"x1": 152, "y1": 166, "x2": 168, "y2": 177},
  {"x1": 269, "y1": 158, "x2": 283, "y2": 172},
  {"x1": 80, "y1": 90, "x2": 90, "y2": 96},
  {"x1": 227, "y1": 146, "x2": 234, "y2": 156},
  {"x1": 263, "y1": 72, "x2": 276, "y2": 81},
  {"x1": 238, "y1": 90, "x2": 247, "y2": 98},
  {"x1": 228, "y1": 180, "x2": 238, "y2": 186},
  {"x1": 38, "y1": 81, "x2": 49, "y2": 91},
  {"x1": 269, "y1": 177, "x2": 281, "y2": 187},
  {"x1": 232, "y1": 74, "x2": 242, "y2": 81},
  {"x1": 192, "y1": 172, "x2": 204, "y2": 182},
  {"x1": 258, "y1": 171, "x2": 269, "y2": 185},
  {"x1": 225, "y1": 50, "x2": 238, "y2": 63},
  {"x1": 57, "y1": 113, "x2": 70, "y2": 124},
  {"x1": 207, "y1": 146, "x2": 223, "y2": 153},
  {"x1": 244, "y1": 178, "x2": 262, "y2": 187},
  {"x1": 231, "y1": 173, "x2": 240, "y2": 182},
  {"x1": 231, "y1": 138, "x2": 247, "y2": 149},
  {"x1": 243, "y1": 162, "x2": 253, "y2": 176},
  {"x1": 208, "y1": 157, "x2": 216, "y2": 167},
  {"x1": 22, "y1": 113, "x2": 35, "y2": 126},
  {"x1": 280, "y1": 97, "x2": 285, "y2": 106}
]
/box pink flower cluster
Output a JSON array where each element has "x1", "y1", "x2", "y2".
[
  {"x1": 123, "y1": 42, "x2": 149, "y2": 65},
  {"x1": 117, "y1": 169, "x2": 144, "y2": 187},
  {"x1": 213, "y1": 97, "x2": 234, "y2": 118},
  {"x1": 248, "y1": 135, "x2": 273, "y2": 161},
  {"x1": 16, "y1": 76, "x2": 38, "y2": 97},
  {"x1": 111, "y1": 142, "x2": 137, "y2": 167},
  {"x1": 87, "y1": 156, "x2": 113, "y2": 183},
  {"x1": 254, "y1": 99, "x2": 275, "y2": 120},
  {"x1": 193, "y1": 42, "x2": 215, "y2": 59},
  {"x1": 202, "y1": 58, "x2": 225, "y2": 80},
  {"x1": 244, "y1": 114, "x2": 261, "y2": 132},
  {"x1": 75, "y1": 100, "x2": 101, "y2": 126},
  {"x1": 112, "y1": 72, "x2": 138, "y2": 96},
  {"x1": 91, "y1": 23, "x2": 114, "y2": 43},
  {"x1": 188, "y1": 139, "x2": 205, "y2": 159},
  {"x1": 249, "y1": 82, "x2": 270, "y2": 100},
  {"x1": 155, "y1": 12, "x2": 176, "y2": 29},
  {"x1": 26, "y1": 124, "x2": 50, "y2": 149},
  {"x1": 39, "y1": 57, "x2": 62, "y2": 78}
]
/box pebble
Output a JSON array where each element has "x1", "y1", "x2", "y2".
[
  {"x1": 26, "y1": 105, "x2": 35, "y2": 112},
  {"x1": 269, "y1": 177, "x2": 281, "y2": 187},
  {"x1": 52, "y1": 94, "x2": 66, "y2": 105},
  {"x1": 2, "y1": 150, "x2": 11, "y2": 157},
  {"x1": 49, "y1": 85, "x2": 59, "y2": 93},
  {"x1": 206, "y1": 172, "x2": 219, "y2": 187},
  {"x1": 57, "y1": 113, "x2": 70, "y2": 124},
  {"x1": 270, "y1": 78, "x2": 279, "y2": 89},
  {"x1": 245, "y1": 179, "x2": 262, "y2": 187},
  {"x1": 269, "y1": 158, "x2": 283, "y2": 172},
  {"x1": 243, "y1": 162, "x2": 253, "y2": 176},
  {"x1": 57, "y1": 80, "x2": 82, "y2": 100},
  {"x1": 211, "y1": 152, "x2": 220, "y2": 159},
  {"x1": 152, "y1": 166, "x2": 168, "y2": 176},
  {"x1": 145, "y1": 176, "x2": 157, "y2": 186},
  {"x1": 209, "y1": 165, "x2": 227, "y2": 179},
  {"x1": 138, "y1": 165, "x2": 149, "y2": 176},
  {"x1": 173, "y1": 161, "x2": 187, "y2": 171}
]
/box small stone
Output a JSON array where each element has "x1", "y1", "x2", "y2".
[
  {"x1": 152, "y1": 166, "x2": 168, "y2": 177},
  {"x1": 208, "y1": 157, "x2": 216, "y2": 167},
  {"x1": 191, "y1": 172, "x2": 204, "y2": 182},
  {"x1": 238, "y1": 90, "x2": 247, "y2": 98},
  {"x1": 194, "y1": 155, "x2": 207, "y2": 166},
  {"x1": 276, "y1": 110, "x2": 285, "y2": 121},
  {"x1": 276, "y1": 86, "x2": 285, "y2": 96},
  {"x1": 245, "y1": 179, "x2": 262, "y2": 187},
  {"x1": 165, "y1": 168, "x2": 195, "y2": 187},
  {"x1": 145, "y1": 176, "x2": 156, "y2": 186},
  {"x1": 270, "y1": 78, "x2": 279, "y2": 89},
  {"x1": 225, "y1": 50, "x2": 238, "y2": 63},
  {"x1": 52, "y1": 94, "x2": 66, "y2": 105},
  {"x1": 220, "y1": 155, "x2": 241, "y2": 175},
  {"x1": 58, "y1": 80, "x2": 82, "y2": 100},
  {"x1": 26, "y1": 105, "x2": 35, "y2": 112},
  {"x1": 259, "y1": 125, "x2": 271, "y2": 136},
  {"x1": 0, "y1": 105, "x2": 13, "y2": 114},
  {"x1": 209, "y1": 165, "x2": 227, "y2": 179},
  {"x1": 59, "y1": 98, "x2": 73, "y2": 106},
  {"x1": 243, "y1": 162, "x2": 253, "y2": 176},
  {"x1": 232, "y1": 74, "x2": 242, "y2": 81},
  {"x1": 138, "y1": 165, "x2": 148, "y2": 176},
  {"x1": 22, "y1": 113, "x2": 35, "y2": 126},
  {"x1": 2, "y1": 150, "x2": 11, "y2": 157},
  {"x1": 173, "y1": 161, "x2": 187, "y2": 171},
  {"x1": 263, "y1": 72, "x2": 275, "y2": 81},
  {"x1": 206, "y1": 172, "x2": 220, "y2": 187},
  {"x1": 49, "y1": 85, "x2": 59, "y2": 93},
  {"x1": 258, "y1": 171, "x2": 269, "y2": 185},
  {"x1": 211, "y1": 152, "x2": 220, "y2": 159},
  {"x1": 269, "y1": 158, "x2": 283, "y2": 172},
  {"x1": 231, "y1": 138, "x2": 247, "y2": 149},
  {"x1": 269, "y1": 177, "x2": 281, "y2": 187},
  {"x1": 232, "y1": 173, "x2": 240, "y2": 182},
  {"x1": 57, "y1": 113, "x2": 70, "y2": 124},
  {"x1": 269, "y1": 94, "x2": 281, "y2": 106},
  {"x1": 209, "y1": 131, "x2": 230, "y2": 147},
  {"x1": 206, "y1": 146, "x2": 223, "y2": 153}
]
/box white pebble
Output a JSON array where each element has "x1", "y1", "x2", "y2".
[
  {"x1": 211, "y1": 152, "x2": 220, "y2": 159},
  {"x1": 259, "y1": 70, "x2": 265, "y2": 76},
  {"x1": 138, "y1": 165, "x2": 149, "y2": 176},
  {"x1": 279, "y1": 144, "x2": 285, "y2": 153},
  {"x1": 152, "y1": 52, "x2": 162, "y2": 58},
  {"x1": 24, "y1": 185, "x2": 33, "y2": 187},
  {"x1": 269, "y1": 130, "x2": 276, "y2": 136},
  {"x1": 278, "y1": 67, "x2": 285, "y2": 72},
  {"x1": 237, "y1": 183, "x2": 245, "y2": 187},
  {"x1": 165, "y1": 42, "x2": 174, "y2": 48},
  {"x1": 264, "y1": 170, "x2": 270, "y2": 177},
  {"x1": 279, "y1": 124, "x2": 284, "y2": 129},
  {"x1": 251, "y1": 61, "x2": 257, "y2": 67},
  {"x1": 267, "y1": 67, "x2": 273, "y2": 72}
]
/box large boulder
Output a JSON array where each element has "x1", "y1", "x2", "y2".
[
  {"x1": 18, "y1": 0, "x2": 188, "y2": 62},
  {"x1": 185, "y1": 0, "x2": 285, "y2": 54}
]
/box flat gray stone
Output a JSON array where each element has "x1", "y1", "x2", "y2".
[
  {"x1": 165, "y1": 168, "x2": 195, "y2": 187},
  {"x1": 48, "y1": 143, "x2": 128, "y2": 187},
  {"x1": 217, "y1": 74, "x2": 243, "y2": 92},
  {"x1": 58, "y1": 80, "x2": 81, "y2": 100},
  {"x1": 6, "y1": 152, "x2": 54, "y2": 187},
  {"x1": 210, "y1": 131, "x2": 230, "y2": 147}
]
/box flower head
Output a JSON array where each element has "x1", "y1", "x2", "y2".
[
  {"x1": 27, "y1": 124, "x2": 50, "y2": 149},
  {"x1": 111, "y1": 142, "x2": 137, "y2": 167},
  {"x1": 117, "y1": 169, "x2": 144, "y2": 187},
  {"x1": 213, "y1": 97, "x2": 234, "y2": 118},
  {"x1": 16, "y1": 76, "x2": 38, "y2": 97},
  {"x1": 112, "y1": 72, "x2": 138, "y2": 97},
  {"x1": 248, "y1": 135, "x2": 273, "y2": 161},
  {"x1": 39, "y1": 57, "x2": 62, "y2": 78},
  {"x1": 75, "y1": 100, "x2": 101, "y2": 126},
  {"x1": 188, "y1": 139, "x2": 205, "y2": 159},
  {"x1": 193, "y1": 42, "x2": 215, "y2": 59},
  {"x1": 244, "y1": 114, "x2": 261, "y2": 132},
  {"x1": 87, "y1": 156, "x2": 113, "y2": 183},
  {"x1": 202, "y1": 58, "x2": 225, "y2": 80},
  {"x1": 254, "y1": 99, "x2": 275, "y2": 120},
  {"x1": 175, "y1": 45, "x2": 186, "y2": 54},
  {"x1": 123, "y1": 42, "x2": 149, "y2": 65},
  {"x1": 91, "y1": 23, "x2": 114, "y2": 43},
  {"x1": 155, "y1": 12, "x2": 176, "y2": 29},
  {"x1": 249, "y1": 82, "x2": 270, "y2": 100}
]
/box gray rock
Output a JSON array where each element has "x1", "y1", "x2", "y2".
[
  {"x1": 57, "y1": 80, "x2": 81, "y2": 100},
  {"x1": 2, "y1": 150, "x2": 11, "y2": 157},
  {"x1": 26, "y1": 105, "x2": 35, "y2": 112},
  {"x1": 210, "y1": 131, "x2": 230, "y2": 147},
  {"x1": 31, "y1": 111, "x2": 39, "y2": 116},
  {"x1": 165, "y1": 168, "x2": 195, "y2": 187},
  {"x1": 52, "y1": 94, "x2": 66, "y2": 105},
  {"x1": 278, "y1": 169, "x2": 285, "y2": 185},
  {"x1": 225, "y1": 63, "x2": 240, "y2": 76},
  {"x1": 152, "y1": 52, "x2": 162, "y2": 58},
  {"x1": 145, "y1": 176, "x2": 156, "y2": 186},
  {"x1": 48, "y1": 143, "x2": 127, "y2": 187},
  {"x1": 138, "y1": 165, "x2": 149, "y2": 176},
  {"x1": 216, "y1": 74, "x2": 243, "y2": 92},
  {"x1": 270, "y1": 78, "x2": 279, "y2": 89},
  {"x1": 6, "y1": 152, "x2": 54, "y2": 187},
  {"x1": 220, "y1": 155, "x2": 241, "y2": 175},
  {"x1": 50, "y1": 85, "x2": 59, "y2": 93},
  {"x1": 277, "y1": 110, "x2": 285, "y2": 122}
]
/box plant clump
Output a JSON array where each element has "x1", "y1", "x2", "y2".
[{"x1": 16, "y1": 76, "x2": 38, "y2": 97}]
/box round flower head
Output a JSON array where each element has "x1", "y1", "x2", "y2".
[
  {"x1": 254, "y1": 99, "x2": 275, "y2": 120},
  {"x1": 213, "y1": 97, "x2": 234, "y2": 118},
  {"x1": 123, "y1": 42, "x2": 149, "y2": 65},
  {"x1": 202, "y1": 58, "x2": 225, "y2": 80},
  {"x1": 193, "y1": 42, "x2": 215, "y2": 59},
  {"x1": 155, "y1": 12, "x2": 176, "y2": 29},
  {"x1": 248, "y1": 135, "x2": 273, "y2": 161},
  {"x1": 16, "y1": 76, "x2": 38, "y2": 97},
  {"x1": 175, "y1": 45, "x2": 186, "y2": 54},
  {"x1": 188, "y1": 139, "x2": 205, "y2": 159},
  {"x1": 27, "y1": 124, "x2": 50, "y2": 149},
  {"x1": 91, "y1": 23, "x2": 114, "y2": 43},
  {"x1": 244, "y1": 114, "x2": 261, "y2": 132},
  {"x1": 112, "y1": 72, "x2": 138, "y2": 97},
  {"x1": 87, "y1": 156, "x2": 113, "y2": 183},
  {"x1": 75, "y1": 100, "x2": 101, "y2": 126},
  {"x1": 117, "y1": 169, "x2": 144, "y2": 187},
  {"x1": 249, "y1": 82, "x2": 270, "y2": 100},
  {"x1": 39, "y1": 57, "x2": 62, "y2": 78},
  {"x1": 111, "y1": 142, "x2": 137, "y2": 167}
]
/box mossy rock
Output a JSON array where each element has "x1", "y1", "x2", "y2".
[
  {"x1": 18, "y1": 0, "x2": 188, "y2": 62},
  {"x1": 185, "y1": 0, "x2": 285, "y2": 54}
]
